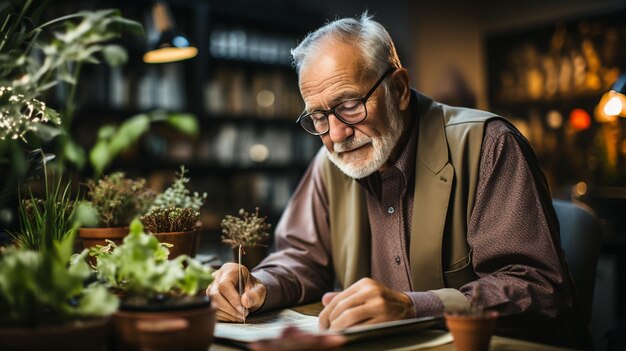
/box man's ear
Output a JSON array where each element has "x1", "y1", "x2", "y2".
[{"x1": 391, "y1": 68, "x2": 411, "y2": 111}]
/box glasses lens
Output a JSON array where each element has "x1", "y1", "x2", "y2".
[
  {"x1": 335, "y1": 100, "x2": 366, "y2": 123},
  {"x1": 300, "y1": 112, "x2": 328, "y2": 134}
]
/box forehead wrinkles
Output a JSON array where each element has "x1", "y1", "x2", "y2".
[{"x1": 299, "y1": 70, "x2": 365, "y2": 110}]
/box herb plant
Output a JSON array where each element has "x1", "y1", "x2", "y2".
[
  {"x1": 150, "y1": 165, "x2": 207, "y2": 211},
  {"x1": 221, "y1": 208, "x2": 271, "y2": 249},
  {"x1": 221, "y1": 208, "x2": 271, "y2": 310},
  {"x1": 1, "y1": 172, "x2": 118, "y2": 327},
  {"x1": 140, "y1": 207, "x2": 199, "y2": 233},
  {"x1": 84, "y1": 172, "x2": 156, "y2": 228},
  {"x1": 85, "y1": 219, "x2": 213, "y2": 298},
  {"x1": 8, "y1": 153, "x2": 77, "y2": 250}
]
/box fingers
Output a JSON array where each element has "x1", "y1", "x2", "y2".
[
  {"x1": 207, "y1": 263, "x2": 255, "y2": 322},
  {"x1": 322, "y1": 292, "x2": 339, "y2": 306},
  {"x1": 241, "y1": 279, "x2": 267, "y2": 312},
  {"x1": 322, "y1": 288, "x2": 371, "y2": 330},
  {"x1": 319, "y1": 278, "x2": 415, "y2": 331}
]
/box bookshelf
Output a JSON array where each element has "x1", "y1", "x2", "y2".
[{"x1": 46, "y1": 1, "x2": 325, "y2": 252}]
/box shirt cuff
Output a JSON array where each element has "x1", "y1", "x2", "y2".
[
  {"x1": 405, "y1": 291, "x2": 445, "y2": 317},
  {"x1": 250, "y1": 270, "x2": 283, "y2": 313}
]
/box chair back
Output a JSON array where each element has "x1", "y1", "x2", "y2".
[{"x1": 553, "y1": 199, "x2": 602, "y2": 325}]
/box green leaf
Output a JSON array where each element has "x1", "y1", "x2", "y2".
[
  {"x1": 89, "y1": 139, "x2": 111, "y2": 176},
  {"x1": 113, "y1": 17, "x2": 144, "y2": 36},
  {"x1": 97, "y1": 124, "x2": 116, "y2": 139},
  {"x1": 32, "y1": 123, "x2": 63, "y2": 142},
  {"x1": 63, "y1": 138, "x2": 86, "y2": 170},
  {"x1": 102, "y1": 44, "x2": 127, "y2": 66},
  {"x1": 107, "y1": 114, "x2": 150, "y2": 154},
  {"x1": 166, "y1": 113, "x2": 199, "y2": 137}
]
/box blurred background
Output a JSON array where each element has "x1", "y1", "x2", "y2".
[{"x1": 1, "y1": 0, "x2": 625, "y2": 349}]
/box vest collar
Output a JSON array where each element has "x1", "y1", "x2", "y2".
[{"x1": 415, "y1": 91, "x2": 450, "y2": 174}]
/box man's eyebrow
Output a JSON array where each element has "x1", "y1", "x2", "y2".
[{"x1": 307, "y1": 92, "x2": 361, "y2": 112}]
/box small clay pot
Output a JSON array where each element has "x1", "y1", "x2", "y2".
[
  {"x1": 153, "y1": 229, "x2": 197, "y2": 259},
  {"x1": 78, "y1": 227, "x2": 129, "y2": 249},
  {"x1": 136, "y1": 318, "x2": 189, "y2": 351},
  {"x1": 232, "y1": 246, "x2": 267, "y2": 270},
  {"x1": 114, "y1": 302, "x2": 216, "y2": 351},
  {"x1": 444, "y1": 310, "x2": 498, "y2": 351},
  {"x1": 0, "y1": 317, "x2": 112, "y2": 351}
]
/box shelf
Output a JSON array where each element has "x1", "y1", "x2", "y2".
[{"x1": 112, "y1": 160, "x2": 311, "y2": 174}]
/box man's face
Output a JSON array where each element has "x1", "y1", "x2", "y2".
[{"x1": 298, "y1": 39, "x2": 404, "y2": 179}]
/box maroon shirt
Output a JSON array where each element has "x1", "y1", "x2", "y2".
[{"x1": 252, "y1": 93, "x2": 590, "y2": 348}]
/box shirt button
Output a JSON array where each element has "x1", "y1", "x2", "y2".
[
  {"x1": 387, "y1": 206, "x2": 395, "y2": 214},
  {"x1": 395, "y1": 255, "x2": 401, "y2": 265}
]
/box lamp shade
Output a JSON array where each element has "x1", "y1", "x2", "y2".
[
  {"x1": 612, "y1": 73, "x2": 626, "y2": 95},
  {"x1": 143, "y1": 1, "x2": 197, "y2": 64}
]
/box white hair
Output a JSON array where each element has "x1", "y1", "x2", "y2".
[{"x1": 290, "y1": 12, "x2": 402, "y2": 82}]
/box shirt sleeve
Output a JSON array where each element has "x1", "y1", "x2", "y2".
[
  {"x1": 457, "y1": 120, "x2": 574, "y2": 322},
  {"x1": 251, "y1": 149, "x2": 335, "y2": 312}
]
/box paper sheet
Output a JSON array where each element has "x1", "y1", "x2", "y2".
[
  {"x1": 214, "y1": 309, "x2": 319, "y2": 342},
  {"x1": 214, "y1": 309, "x2": 453, "y2": 350}
]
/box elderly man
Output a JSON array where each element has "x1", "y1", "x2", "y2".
[{"x1": 208, "y1": 13, "x2": 590, "y2": 348}]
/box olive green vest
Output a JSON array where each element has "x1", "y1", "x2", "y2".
[{"x1": 320, "y1": 93, "x2": 498, "y2": 309}]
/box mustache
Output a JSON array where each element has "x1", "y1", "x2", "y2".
[{"x1": 333, "y1": 135, "x2": 373, "y2": 152}]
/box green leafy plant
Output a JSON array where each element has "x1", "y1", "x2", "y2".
[
  {"x1": 140, "y1": 207, "x2": 199, "y2": 233},
  {"x1": 0, "y1": 240, "x2": 119, "y2": 327},
  {"x1": 89, "y1": 111, "x2": 199, "y2": 177},
  {"x1": 84, "y1": 219, "x2": 213, "y2": 298},
  {"x1": 7, "y1": 152, "x2": 77, "y2": 250},
  {"x1": 0, "y1": 2, "x2": 143, "y2": 160},
  {"x1": 151, "y1": 165, "x2": 207, "y2": 211},
  {"x1": 84, "y1": 172, "x2": 156, "y2": 228},
  {"x1": 0, "y1": 151, "x2": 118, "y2": 326},
  {"x1": 0, "y1": 1, "x2": 142, "y2": 231}
]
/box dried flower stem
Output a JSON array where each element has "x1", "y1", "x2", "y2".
[{"x1": 238, "y1": 244, "x2": 245, "y2": 324}]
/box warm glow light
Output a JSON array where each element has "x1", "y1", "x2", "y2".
[
  {"x1": 569, "y1": 108, "x2": 591, "y2": 131},
  {"x1": 604, "y1": 96, "x2": 623, "y2": 116},
  {"x1": 256, "y1": 90, "x2": 275, "y2": 107},
  {"x1": 546, "y1": 110, "x2": 563, "y2": 129},
  {"x1": 143, "y1": 46, "x2": 198, "y2": 63},
  {"x1": 249, "y1": 144, "x2": 269, "y2": 162},
  {"x1": 574, "y1": 182, "x2": 588, "y2": 196}
]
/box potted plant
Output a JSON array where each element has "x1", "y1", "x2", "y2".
[
  {"x1": 221, "y1": 208, "x2": 271, "y2": 287},
  {"x1": 145, "y1": 165, "x2": 207, "y2": 257},
  {"x1": 86, "y1": 219, "x2": 216, "y2": 351},
  {"x1": 444, "y1": 289, "x2": 498, "y2": 351},
  {"x1": 140, "y1": 207, "x2": 199, "y2": 259},
  {"x1": 0, "y1": 157, "x2": 119, "y2": 350},
  {"x1": 0, "y1": 1, "x2": 143, "y2": 235},
  {"x1": 8, "y1": 151, "x2": 78, "y2": 250},
  {"x1": 78, "y1": 172, "x2": 155, "y2": 250}
]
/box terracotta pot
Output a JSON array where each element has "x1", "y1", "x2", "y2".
[
  {"x1": 0, "y1": 317, "x2": 111, "y2": 351},
  {"x1": 189, "y1": 222, "x2": 202, "y2": 258},
  {"x1": 78, "y1": 226, "x2": 129, "y2": 250},
  {"x1": 113, "y1": 304, "x2": 216, "y2": 351},
  {"x1": 153, "y1": 228, "x2": 197, "y2": 259},
  {"x1": 444, "y1": 311, "x2": 498, "y2": 351},
  {"x1": 231, "y1": 245, "x2": 267, "y2": 270}
]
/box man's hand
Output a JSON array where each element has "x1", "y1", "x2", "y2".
[
  {"x1": 318, "y1": 278, "x2": 415, "y2": 330},
  {"x1": 206, "y1": 263, "x2": 267, "y2": 322}
]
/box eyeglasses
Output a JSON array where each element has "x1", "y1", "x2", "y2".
[{"x1": 296, "y1": 67, "x2": 395, "y2": 135}]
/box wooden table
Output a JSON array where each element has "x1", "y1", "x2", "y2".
[{"x1": 209, "y1": 303, "x2": 575, "y2": 351}]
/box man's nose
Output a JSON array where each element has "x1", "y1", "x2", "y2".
[{"x1": 327, "y1": 114, "x2": 353, "y2": 143}]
